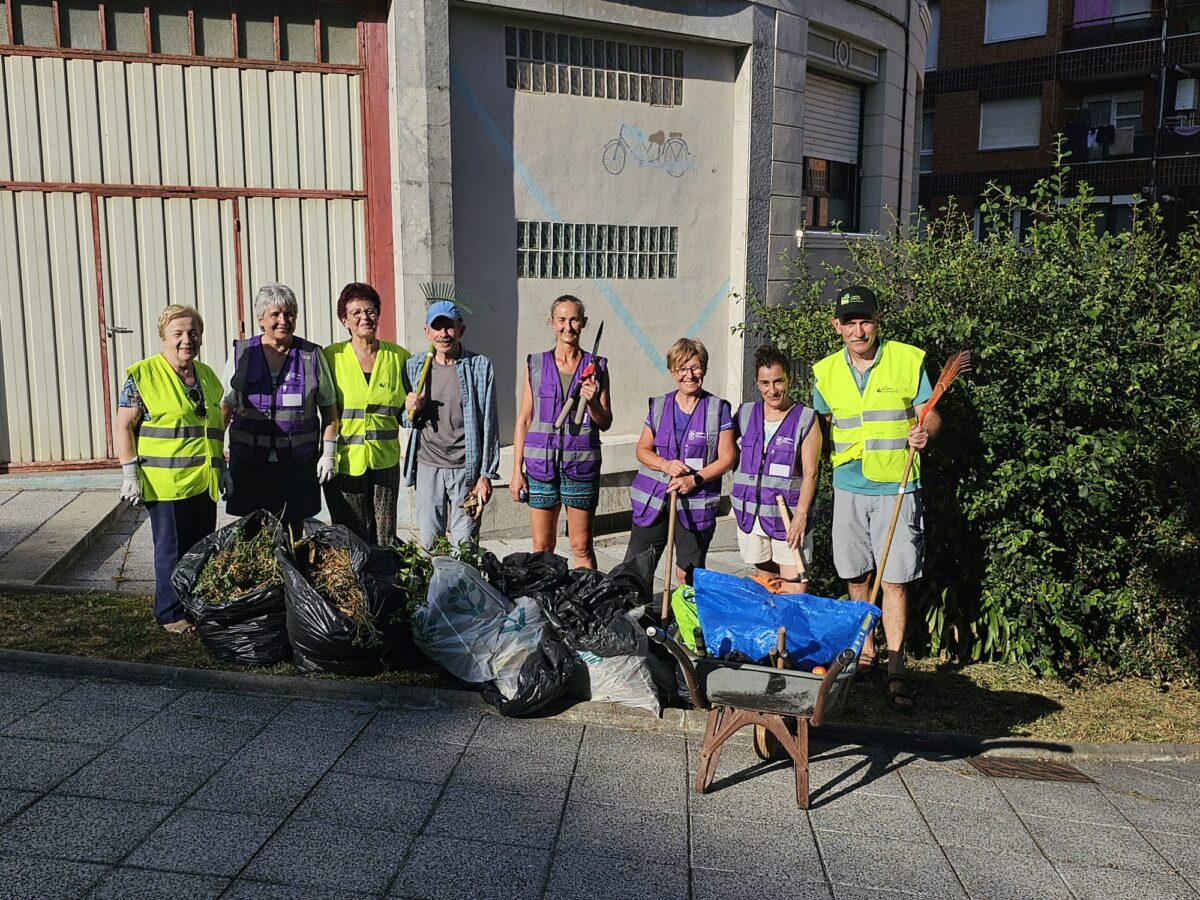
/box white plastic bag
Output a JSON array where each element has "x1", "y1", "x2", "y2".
[
  {"x1": 413, "y1": 557, "x2": 510, "y2": 683},
  {"x1": 575, "y1": 618, "x2": 661, "y2": 715},
  {"x1": 490, "y1": 596, "x2": 546, "y2": 701}
]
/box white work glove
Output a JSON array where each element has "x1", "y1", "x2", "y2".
[
  {"x1": 316, "y1": 440, "x2": 337, "y2": 484},
  {"x1": 120, "y1": 461, "x2": 143, "y2": 506},
  {"x1": 216, "y1": 459, "x2": 234, "y2": 501}
]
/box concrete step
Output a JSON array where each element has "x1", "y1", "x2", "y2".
[{"x1": 0, "y1": 491, "x2": 126, "y2": 587}]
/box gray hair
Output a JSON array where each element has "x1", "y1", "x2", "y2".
[{"x1": 254, "y1": 283, "x2": 298, "y2": 321}]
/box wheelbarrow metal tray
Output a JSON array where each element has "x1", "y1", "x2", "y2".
[{"x1": 695, "y1": 657, "x2": 855, "y2": 717}]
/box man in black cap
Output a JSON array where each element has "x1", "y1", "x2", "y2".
[{"x1": 811, "y1": 285, "x2": 939, "y2": 710}]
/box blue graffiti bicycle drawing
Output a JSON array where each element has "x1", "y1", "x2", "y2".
[{"x1": 601, "y1": 123, "x2": 692, "y2": 177}]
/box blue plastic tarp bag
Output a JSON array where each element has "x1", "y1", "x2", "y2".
[{"x1": 693, "y1": 569, "x2": 881, "y2": 668}]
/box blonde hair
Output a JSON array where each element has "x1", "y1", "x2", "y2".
[
  {"x1": 666, "y1": 338, "x2": 708, "y2": 373},
  {"x1": 549, "y1": 294, "x2": 586, "y2": 319},
  {"x1": 157, "y1": 305, "x2": 205, "y2": 340}
]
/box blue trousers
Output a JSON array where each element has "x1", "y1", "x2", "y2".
[{"x1": 146, "y1": 492, "x2": 217, "y2": 625}]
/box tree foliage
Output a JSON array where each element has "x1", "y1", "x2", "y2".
[{"x1": 741, "y1": 148, "x2": 1200, "y2": 682}]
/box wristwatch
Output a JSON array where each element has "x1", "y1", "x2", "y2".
[{"x1": 690, "y1": 470, "x2": 704, "y2": 487}]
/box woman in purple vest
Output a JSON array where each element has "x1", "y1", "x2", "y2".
[
  {"x1": 731, "y1": 346, "x2": 823, "y2": 592},
  {"x1": 623, "y1": 338, "x2": 737, "y2": 582},
  {"x1": 221, "y1": 283, "x2": 340, "y2": 539},
  {"x1": 510, "y1": 295, "x2": 612, "y2": 568}
]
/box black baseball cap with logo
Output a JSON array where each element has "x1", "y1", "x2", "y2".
[{"x1": 834, "y1": 285, "x2": 879, "y2": 320}]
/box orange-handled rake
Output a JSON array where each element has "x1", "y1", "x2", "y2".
[{"x1": 868, "y1": 350, "x2": 971, "y2": 605}]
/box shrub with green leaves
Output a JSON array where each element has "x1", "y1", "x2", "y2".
[{"x1": 741, "y1": 145, "x2": 1200, "y2": 683}]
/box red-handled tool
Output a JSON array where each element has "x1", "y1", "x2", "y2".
[{"x1": 554, "y1": 321, "x2": 604, "y2": 430}]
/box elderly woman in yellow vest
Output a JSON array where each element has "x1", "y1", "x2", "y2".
[
  {"x1": 116, "y1": 305, "x2": 229, "y2": 634},
  {"x1": 323, "y1": 282, "x2": 412, "y2": 544}
]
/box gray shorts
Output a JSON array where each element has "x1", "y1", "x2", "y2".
[{"x1": 832, "y1": 488, "x2": 924, "y2": 583}]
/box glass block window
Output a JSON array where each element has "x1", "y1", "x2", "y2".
[
  {"x1": 517, "y1": 221, "x2": 679, "y2": 279},
  {"x1": 505, "y1": 25, "x2": 683, "y2": 107}
]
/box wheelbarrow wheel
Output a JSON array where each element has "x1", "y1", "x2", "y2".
[{"x1": 752, "y1": 724, "x2": 778, "y2": 761}]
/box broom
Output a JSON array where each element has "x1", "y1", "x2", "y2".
[{"x1": 868, "y1": 350, "x2": 971, "y2": 605}]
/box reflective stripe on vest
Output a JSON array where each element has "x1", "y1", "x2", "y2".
[
  {"x1": 730, "y1": 400, "x2": 815, "y2": 540},
  {"x1": 128, "y1": 354, "x2": 223, "y2": 502},
  {"x1": 628, "y1": 391, "x2": 722, "y2": 530},
  {"x1": 812, "y1": 340, "x2": 925, "y2": 483},
  {"x1": 325, "y1": 341, "x2": 411, "y2": 476},
  {"x1": 228, "y1": 335, "x2": 322, "y2": 464},
  {"x1": 524, "y1": 350, "x2": 604, "y2": 483}
]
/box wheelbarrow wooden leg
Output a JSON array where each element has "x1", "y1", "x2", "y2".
[{"x1": 695, "y1": 707, "x2": 724, "y2": 793}]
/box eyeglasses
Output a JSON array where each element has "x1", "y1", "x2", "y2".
[
  {"x1": 673, "y1": 366, "x2": 705, "y2": 377},
  {"x1": 185, "y1": 385, "x2": 207, "y2": 419},
  {"x1": 347, "y1": 308, "x2": 379, "y2": 319}
]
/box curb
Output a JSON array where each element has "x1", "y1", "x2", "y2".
[{"x1": 2, "y1": 648, "x2": 1199, "y2": 762}]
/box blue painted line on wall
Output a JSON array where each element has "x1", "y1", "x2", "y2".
[
  {"x1": 448, "y1": 64, "x2": 729, "y2": 375},
  {"x1": 686, "y1": 277, "x2": 732, "y2": 339}
]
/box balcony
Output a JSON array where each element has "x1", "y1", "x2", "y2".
[
  {"x1": 1063, "y1": 10, "x2": 1161, "y2": 50},
  {"x1": 1067, "y1": 130, "x2": 1157, "y2": 161},
  {"x1": 1168, "y1": 0, "x2": 1200, "y2": 36}
]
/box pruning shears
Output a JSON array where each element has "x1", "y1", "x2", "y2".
[{"x1": 554, "y1": 321, "x2": 605, "y2": 429}]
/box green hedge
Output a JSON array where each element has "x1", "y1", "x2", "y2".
[{"x1": 741, "y1": 152, "x2": 1200, "y2": 683}]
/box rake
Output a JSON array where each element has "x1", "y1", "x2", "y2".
[
  {"x1": 414, "y1": 282, "x2": 492, "y2": 394},
  {"x1": 868, "y1": 350, "x2": 972, "y2": 605}
]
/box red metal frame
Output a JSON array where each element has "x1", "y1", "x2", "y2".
[
  {"x1": 0, "y1": 180, "x2": 365, "y2": 200},
  {"x1": 0, "y1": 43, "x2": 361, "y2": 75},
  {"x1": 232, "y1": 199, "x2": 246, "y2": 338},
  {"x1": 361, "y1": 2, "x2": 395, "y2": 340},
  {"x1": 90, "y1": 193, "x2": 115, "y2": 459}
]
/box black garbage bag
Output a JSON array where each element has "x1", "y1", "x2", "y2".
[
  {"x1": 279, "y1": 522, "x2": 399, "y2": 676},
  {"x1": 172, "y1": 510, "x2": 291, "y2": 666},
  {"x1": 479, "y1": 604, "x2": 579, "y2": 718},
  {"x1": 481, "y1": 550, "x2": 568, "y2": 602},
  {"x1": 541, "y1": 548, "x2": 658, "y2": 657}
]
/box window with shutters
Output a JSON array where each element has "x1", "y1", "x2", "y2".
[
  {"x1": 979, "y1": 96, "x2": 1042, "y2": 150},
  {"x1": 802, "y1": 72, "x2": 861, "y2": 231},
  {"x1": 984, "y1": 0, "x2": 1048, "y2": 42},
  {"x1": 516, "y1": 221, "x2": 678, "y2": 279}
]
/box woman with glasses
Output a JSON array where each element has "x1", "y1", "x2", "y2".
[
  {"x1": 510, "y1": 295, "x2": 612, "y2": 568},
  {"x1": 221, "y1": 283, "x2": 339, "y2": 539},
  {"x1": 322, "y1": 282, "x2": 412, "y2": 544},
  {"x1": 624, "y1": 338, "x2": 737, "y2": 582},
  {"x1": 116, "y1": 305, "x2": 229, "y2": 633}
]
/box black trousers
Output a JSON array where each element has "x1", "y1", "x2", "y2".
[
  {"x1": 147, "y1": 491, "x2": 216, "y2": 625},
  {"x1": 623, "y1": 507, "x2": 715, "y2": 582}
]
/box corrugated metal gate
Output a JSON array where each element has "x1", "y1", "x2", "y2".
[{"x1": 0, "y1": 1, "x2": 393, "y2": 469}]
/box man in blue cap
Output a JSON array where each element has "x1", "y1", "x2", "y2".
[{"x1": 402, "y1": 300, "x2": 499, "y2": 549}]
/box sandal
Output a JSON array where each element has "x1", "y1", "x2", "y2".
[{"x1": 886, "y1": 673, "x2": 917, "y2": 711}]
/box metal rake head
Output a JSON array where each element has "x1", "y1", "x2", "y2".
[{"x1": 419, "y1": 282, "x2": 492, "y2": 316}]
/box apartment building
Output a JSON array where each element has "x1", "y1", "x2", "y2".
[{"x1": 920, "y1": 0, "x2": 1200, "y2": 235}]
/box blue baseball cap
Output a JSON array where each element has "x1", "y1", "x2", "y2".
[{"x1": 425, "y1": 301, "x2": 464, "y2": 325}]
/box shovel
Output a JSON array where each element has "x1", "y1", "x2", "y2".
[
  {"x1": 774, "y1": 496, "x2": 810, "y2": 585},
  {"x1": 659, "y1": 490, "x2": 678, "y2": 622}
]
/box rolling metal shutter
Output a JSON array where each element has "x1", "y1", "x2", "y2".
[{"x1": 803, "y1": 72, "x2": 862, "y2": 165}]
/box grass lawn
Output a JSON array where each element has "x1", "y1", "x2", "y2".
[{"x1": 3, "y1": 591, "x2": 1199, "y2": 744}]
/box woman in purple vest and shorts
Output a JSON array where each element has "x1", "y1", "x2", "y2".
[
  {"x1": 731, "y1": 346, "x2": 823, "y2": 592},
  {"x1": 221, "y1": 283, "x2": 340, "y2": 539},
  {"x1": 623, "y1": 338, "x2": 737, "y2": 582},
  {"x1": 511, "y1": 296, "x2": 613, "y2": 568}
]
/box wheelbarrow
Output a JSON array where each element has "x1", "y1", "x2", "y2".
[{"x1": 648, "y1": 626, "x2": 857, "y2": 809}]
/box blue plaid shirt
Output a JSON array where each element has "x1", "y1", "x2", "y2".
[{"x1": 401, "y1": 348, "x2": 499, "y2": 486}]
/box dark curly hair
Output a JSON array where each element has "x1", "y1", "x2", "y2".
[
  {"x1": 337, "y1": 282, "x2": 382, "y2": 321},
  {"x1": 754, "y1": 345, "x2": 790, "y2": 375}
]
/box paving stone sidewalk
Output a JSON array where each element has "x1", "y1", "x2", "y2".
[{"x1": 2, "y1": 667, "x2": 1200, "y2": 899}]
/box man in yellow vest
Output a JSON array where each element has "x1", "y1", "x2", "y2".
[{"x1": 812, "y1": 286, "x2": 938, "y2": 710}]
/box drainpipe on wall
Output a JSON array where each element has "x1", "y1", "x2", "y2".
[
  {"x1": 896, "y1": 0, "x2": 914, "y2": 219},
  {"x1": 1152, "y1": 1, "x2": 1169, "y2": 202}
]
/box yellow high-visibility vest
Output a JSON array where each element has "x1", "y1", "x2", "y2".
[
  {"x1": 325, "y1": 340, "x2": 411, "y2": 476},
  {"x1": 812, "y1": 340, "x2": 925, "y2": 483},
  {"x1": 128, "y1": 355, "x2": 224, "y2": 502}
]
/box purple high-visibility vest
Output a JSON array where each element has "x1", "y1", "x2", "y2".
[
  {"x1": 731, "y1": 401, "x2": 816, "y2": 540},
  {"x1": 523, "y1": 350, "x2": 605, "y2": 483},
  {"x1": 228, "y1": 334, "x2": 322, "y2": 464},
  {"x1": 629, "y1": 391, "x2": 723, "y2": 531}
]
